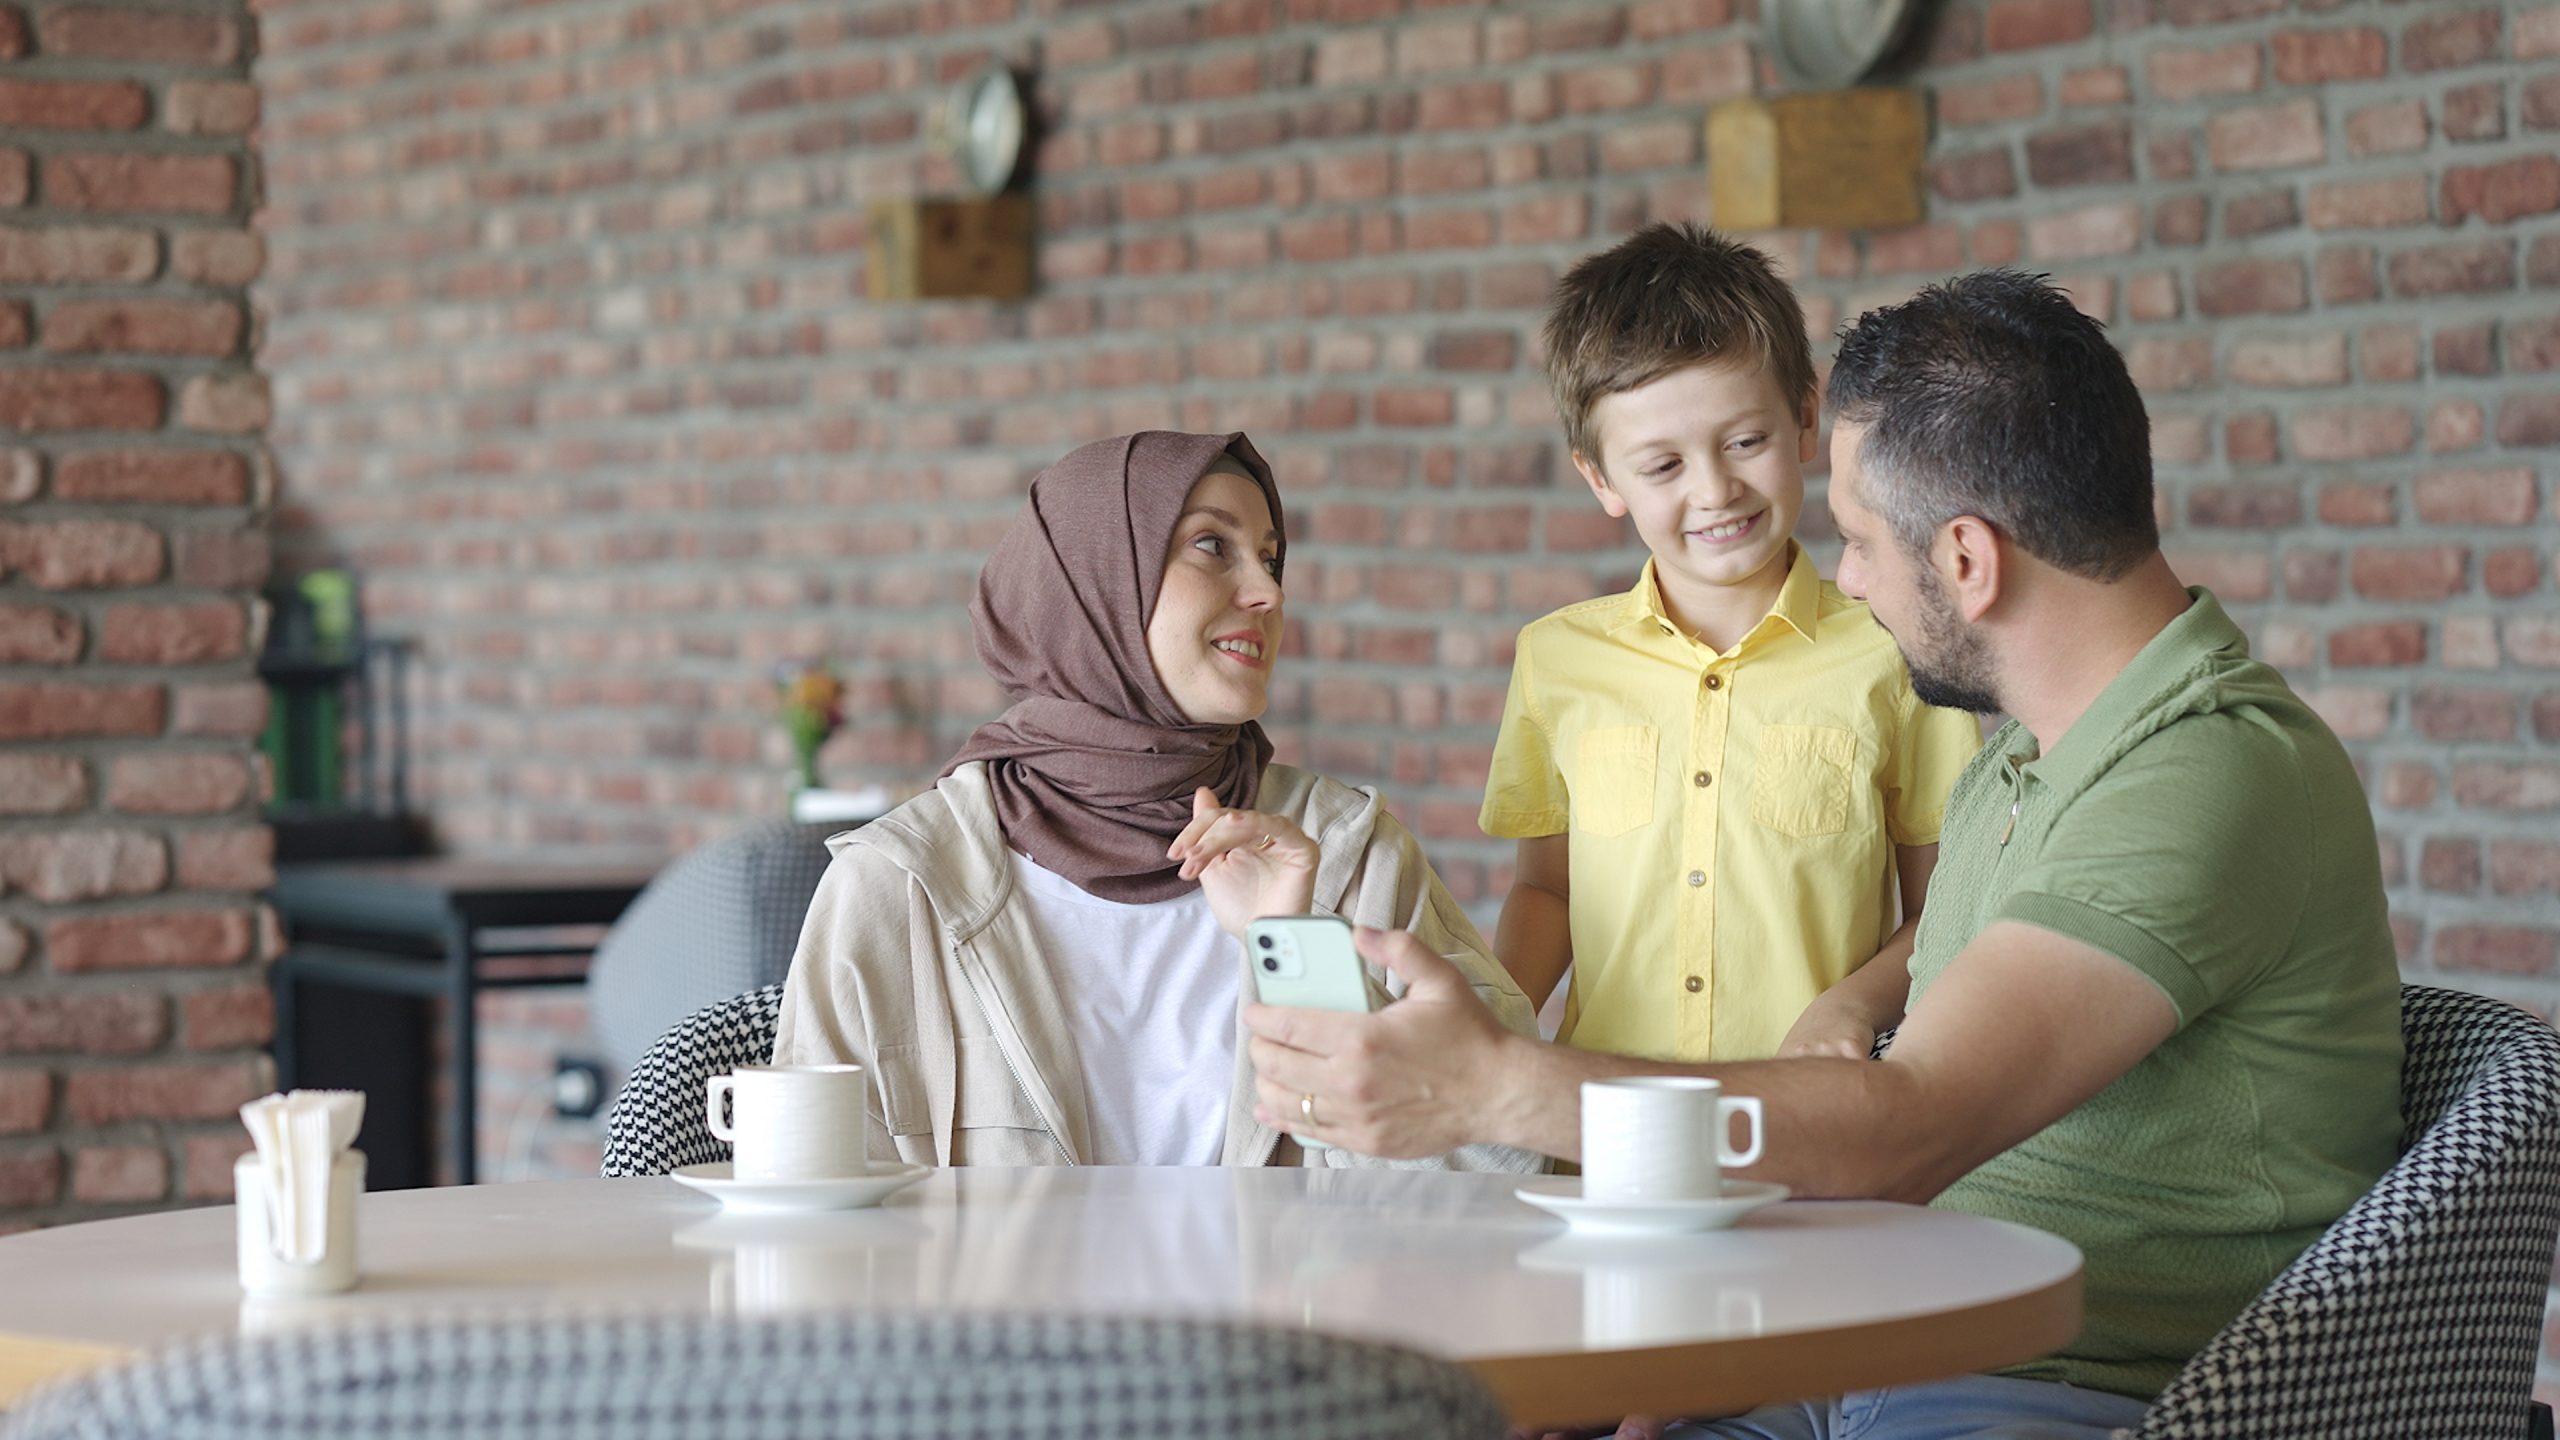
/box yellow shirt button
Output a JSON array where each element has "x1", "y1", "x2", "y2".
[
  {"x1": 1686, "y1": 870, "x2": 1706, "y2": 887},
  {"x1": 1693, "y1": 771, "x2": 1711, "y2": 788},
  {"x1": 1684, "y1": 975, "x2": 1704, "y2": 993},
  {"x1": 1704, "y1": 674, "x2": 1724, "y2": 691}
]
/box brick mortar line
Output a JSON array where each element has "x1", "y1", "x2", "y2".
[
  {"x1": 243, "y1": 0, "x2": 1727, "y2": 113},
  {"x1": 252, "y1": 496, "x2": 2555, "y2": 551},
  {"x1": 245, "y1": 376, "x2": 2560, "y2": 433},
  {"x1": 240, "y1": 123, "x2": 2560, "y2": 288},
  {"x1": 403, "y1": 700, "x2": 2554, "y2": 739},
  {"x1": 0, "y1": 128, "x2": 256, "y2": 157},
  {"x1": 0, "y1": 58, "x2": 254, "y2": 84},
  {"x1": 298, "y1": 586, "x2": 2556, "y2": 623},
  {"x1": 238, "y1": 246, "x2": 2560, "y2": 359},
  {"x1": 0, "y1": 967, "x2": 268, "y2": 994},
  {"x1": 267, "y1": 576, "x2": 2548, "y2": 626},
  {"x1": 240, "y1": 321, "x2": 2559, "y2": 386},
  {"x1": 235, "y1": 0, "x2": 2519, "y2": 131},
  {"x1": 236, "y1": 63, "x2": 2548, "y2": 201},
  {"x1": 248, "y1": 0, "x2": 1014, "y2": 78},
  {"x1": 238, "y1": 433, "x2": 2557, "y2": 492}
]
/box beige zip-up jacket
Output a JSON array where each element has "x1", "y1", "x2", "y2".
[{"x1": 774, "y1": 761, "x2": 1544, "y2": 1173}]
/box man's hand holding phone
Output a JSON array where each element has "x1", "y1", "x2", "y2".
[{"x1": 1245, "y1": 916, "x2": 1377, "y2": 1151}]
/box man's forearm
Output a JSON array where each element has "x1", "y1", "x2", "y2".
[{"x1": 1473, "y1": 1034, "x2": 1958, "y2": 1202}]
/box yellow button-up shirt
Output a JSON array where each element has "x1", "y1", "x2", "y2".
[{"x1": 1480, "y1": 546, "x2": 1982, "y2": 1062}]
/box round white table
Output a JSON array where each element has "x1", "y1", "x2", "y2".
[{"x1": 0, "y1": 1166, "x2": 2080, "y2": 1427}]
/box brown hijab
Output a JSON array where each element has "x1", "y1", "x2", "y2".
[{"x1": 944, "y1": 431, "x2": 1286, "y2": 903}]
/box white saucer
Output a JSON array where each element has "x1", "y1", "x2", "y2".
[
  {"x1": 1515, "y1": 1177, "x2": 1788, "y2": 1235},
  {"x1": 669, "y1": 1162, "x2": 931, "y2": 1214}
]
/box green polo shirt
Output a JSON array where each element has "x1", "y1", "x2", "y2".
[{"x1": 1909, "y1": 588, "x2": 2403, "y2": 1401}]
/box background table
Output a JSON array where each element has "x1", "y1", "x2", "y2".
[
  {"x1": 0, "y1": 1167, "x2": 2079, "y2": 1427},
  {"x1": 270, "y1": 858, "x2": 658, "y2": 1186}
]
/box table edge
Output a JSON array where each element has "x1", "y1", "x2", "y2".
[{"x1": 1471, "y1": 1262, "x2": 2084, "y2": 1429}]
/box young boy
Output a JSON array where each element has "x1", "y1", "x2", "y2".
[{"x1": 1480, "y1": 223, "x2": 1981, "y2": 1063}]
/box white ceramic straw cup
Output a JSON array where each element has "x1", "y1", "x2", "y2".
[{"x1": 235, "y1": 1150, "x2": 363, "y2": 1296}]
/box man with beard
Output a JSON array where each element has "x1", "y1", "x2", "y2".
[{"x1": 1243, "y1": 271, "x2": 2405, "y2": 1439}]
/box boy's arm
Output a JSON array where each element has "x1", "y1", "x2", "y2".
[
  {"x1": 1776, "y1": 843, "x2": 1936, "y2": 1059},
  {"x1": 1494, "y1": 833, "x2": 1573, "y2": 1010}
]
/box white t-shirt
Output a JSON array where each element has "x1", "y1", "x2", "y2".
[{"x1": 1006, "y1": 852, "x2": 1240, "y2": 1166}]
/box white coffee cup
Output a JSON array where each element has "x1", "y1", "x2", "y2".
[
  {"x1": 1580, "y1": 1076, "x2": 1764, "y2": 1203},
  {"x1": 705, "y1": 1065, "x2": 869, "y2": 1182}
]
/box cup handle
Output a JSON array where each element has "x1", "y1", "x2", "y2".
[
  {"x1": 1718, "y1": 1095, "x2": 1764, "y2": 1168},
  {"x1": 705, "y1": 1076, "x2": 736, "y2": 1143}
]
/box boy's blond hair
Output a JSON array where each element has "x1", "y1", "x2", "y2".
[{"x1": 1542, "y1": 223, "x2": 1816, "y2": 471}]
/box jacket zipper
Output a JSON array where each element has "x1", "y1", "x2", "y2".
[{"x1": 952, "y1": 941, "x2": 1075, "y2": 1165}]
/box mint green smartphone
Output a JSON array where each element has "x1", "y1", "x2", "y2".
[
  {"x1": 1245, "y1": 916, "x2": 1376, "y2": 1153},
  {"x1": 1246, "y1": 915, "x2": 1377, "y2": 1015}
]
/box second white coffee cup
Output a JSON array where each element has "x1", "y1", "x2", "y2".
[
  {"x1": 1581, "y1": 1076, "x2": 1764, "y2": 1203},
  {"x1": 705, "y1": 1064, "x2": 870, "y2": 1182}
]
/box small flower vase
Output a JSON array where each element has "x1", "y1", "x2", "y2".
[{"x1": 790, "y1": 746, "x2": 822, "y2": 798}]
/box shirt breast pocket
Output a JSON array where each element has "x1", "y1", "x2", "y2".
[
  {"x1": 874, "y1": 1036, "x2": 1051, "y2": 1139},
  {"x1": 1750, "y1": 724, "x2": 1856, "y2": 839},
  {"x1": 1571, "y1": 725, "x2": 1658, "y2": 839}
]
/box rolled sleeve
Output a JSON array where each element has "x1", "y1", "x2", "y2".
[{"x1": 1992, "y1": 724, "x2": 2314, "y2": 1028}]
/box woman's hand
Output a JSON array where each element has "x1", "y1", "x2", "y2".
[{"x1": 1169, "y1": 786, "x2": 1319, "y2": 938}]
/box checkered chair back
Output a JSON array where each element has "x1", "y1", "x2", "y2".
[
  {"x1": 598, "y1": 984, "x2": 784, "y2": 1178},
  {"x1": 587, "y1": 820, "x2": 838, "y2": 1075},
  {"x1": 2134, "y1": 985, "x2": 2560, "y2": 1438},
  {"x1": 0, "y1": 1312, "x2": 1509, "y2": 1440}
]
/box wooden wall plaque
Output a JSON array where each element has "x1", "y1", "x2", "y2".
[
  {"x1": 1706, "y1": 88, "x2": 1928, "y2": 234},
  {"x1": 865, "y1": 195, "x2": 1035, "y2": 302}
]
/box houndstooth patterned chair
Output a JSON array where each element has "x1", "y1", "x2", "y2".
[
  {"x1": 0, "y1": 1311, "x2": 1509, "y2": 1440},
  {"x1": 587, "y1": 820, "x2": 839, "y2": 1076},
  {"x1": 1869, "y1": 987, "x2": 2560, "y2": 1435},
  {"x1": 2132, "y1": 985, "x2": 2560, "y2": 1438},
  {"x1": 599, "y1": 984, "x2": 783, "y2": 1178}
]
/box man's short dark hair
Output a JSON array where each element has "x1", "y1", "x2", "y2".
[
  {"x1": 1543, "y1": 223, "x2": 1815, "y2": 469},
  {"x1": 1827, "y1": 270, "x2": 2156, "y2": 581}
]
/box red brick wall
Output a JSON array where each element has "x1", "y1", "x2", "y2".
[
  {"x1": 252, "y1": 0, "x2": 2554, "y2": 1388},
  {"x1": 253, "y1": 0, "x2": 2558, "y2": 974},
  {"x1": 0, "y1": 0, "x2": 275, "y2": 1229}
]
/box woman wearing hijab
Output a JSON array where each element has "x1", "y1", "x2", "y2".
[{"x1": 773, "y1": 431, "x2": 1540, "y2": 1171}]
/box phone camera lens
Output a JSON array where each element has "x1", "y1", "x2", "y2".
[
  {"x1": 1260, "y1": 956, "x2": 1279, "y2": 972},
  {"x1": 1255, "y1": 934, "x2": 1274, "y2": 950}
]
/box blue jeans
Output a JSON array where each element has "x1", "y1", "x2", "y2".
[{"x1": 1665, "y1": 1373, "x2": 2150, "y2": 1440}]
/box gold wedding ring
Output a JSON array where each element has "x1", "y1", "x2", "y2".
[{"x1": 1299, "y1": 1092, "x2": 1318, "y2": 1127}]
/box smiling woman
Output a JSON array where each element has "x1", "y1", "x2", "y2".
[
  {"x1": 772, "y1": 432, "x2": 1542, "y2": 1176},
  {"x1": 1145, "y1": 462, "x2": 1285, "y2": 729}
]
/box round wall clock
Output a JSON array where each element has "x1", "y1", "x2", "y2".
[
  {"x1": 948, "y1": 64, "x2": 1028, "y2": 196},
  {"x1": 1765, "y1": 0, "x2": 1921, "y2": 89}
]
